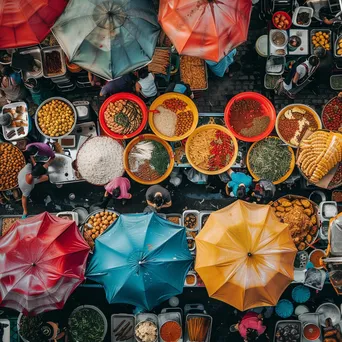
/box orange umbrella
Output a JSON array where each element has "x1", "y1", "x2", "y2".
[
  {"x1": 158, "y1": 0, "x2": 252, "y2": 62},
  {"x1": 195, "y1": 200, "x2": 296, "y2": 311}
]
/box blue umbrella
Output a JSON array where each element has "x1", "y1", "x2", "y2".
[
  {"x1": 86, "y1": 213, "x2": 193, "y2": 310},
  {"x1": 52, "y1": 0, "x2": 160, "y2": 79}
]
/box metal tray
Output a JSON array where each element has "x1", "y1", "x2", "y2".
[
  {"x1": 310, "y1": 29, "x2": 331, "y2": 55},
  {"x1": 330, "y1": 75, "x2": 342, "y2": 90},
  {"x1": 199, "y1": 211, "x2": 212, "y2": 230},
  {"x1": 274, "y1": 320, "x2": 302, "y2": 342},
  {"x1": 184, "y1": 271, "x2": 197, "y2": 287},
  {"x1": 187, "y1": 237, "x2": 196, "y2": 254},
  {"x1": 19, "y1": 46, "x2": 43, "y2": 80},
  {"x1": 158, "y1": 312, "x2": 182, "y2": 342},
  {"x1": 298, "y1": 313, "x2": 321, "y2": 342},
  {"x1": 180, "y1": 56, "x2": 208, "y2": 91},
  {"x1": 182, "y1": 210, "x2": 200, "y2": 231},
  {"x1": 41, "y1": 46, "x2": 66, "y2": 78},
  {"x1": 165, "y1": 213, "x2": 182, "y2": 225},
  {"x1": 48, "y1": 154, "x2": 78, "y2": 184},
  {"x1": 135, "y1": 313, "x2": 158, "y2": 342},
  {"x1": 56, "y1": 211, "x2": 79, "y2": 226},
  {"x1": 184, "y1": 313, "x2": 212, "y2": 342},
  {"x1": 111, "y1": 314, "x2": 135, "y2": 342},
  {"x1": 334, "y1": 34, "x2": 342, "y2": 57}
]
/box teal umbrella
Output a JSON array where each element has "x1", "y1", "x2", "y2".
[
  {"x1": 52, "y1": 0, "x2": 160, "y2": 80},
  {"x1": 86, "y1": 213, "x2": 193, "y2": 310}
]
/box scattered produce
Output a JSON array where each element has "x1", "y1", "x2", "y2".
[
  {"x1": 248, "y1": 137, "x2": 293, "y2": 182},
  {"x1": 271, "y1": 197, "x2": 318, "y2": 250},
  {"x1": 322, "y1": 97, "x2": 342, "y2": 131},
  {"x1": 275, "y1": 322, "x2": 301, "y2": 342},
  {"x1": 69, "y1": 307, "x2": 106, "y2": 342},
  {"x1": 113, "y1": 319, "x2": 133, "y2": 341},
  {"x1": 77, "y1": 136, "x2": 124, "y2": 185},
  {"x1": 135, "y1": 321, "x2": 157, "y2": 342},
  {"x1": 297, "y1": 11, "x2": 310, "y2": 25},
  {"x1": 312, "y1": 31, "x2": 331, "y2": 51},
  {"x1": 160, "y1": 321, "x2": 182, "y2": 342},
  {"x1": 229, "y1": 98, "x2": 270, "y2": 138},
  {"x1": 1, "y1": 217, "x2": 18, "y2": 236},
  {"x1": 331, "y1": 75, "x2": 342, "y2": 90},
  {"x1": 187, "y1": 317, "x2": 210, "y2": 342},
  {"x1": 37, "y1": 99, "x2": 75, "y2": 137},
  {"x1": 336, "y1": 36, "x2": 342, "y2": 55},
  {"x1": 277, "y1": 105, "x2": 319, "y2": 146},
  {"x1": 148, "y1": 48, "x2": 170, "y2": 75},
  {"x1": 104, "y1": 99, "x2": 143, "y2": 135},
  {"x1": 184, "y1": 214, "x2": 197, "y2": 229},
  {"x1": 0, "y1": 143, "x2": 25, "y2": 191},
  {"x1": 329, "y1": 163, "x2": 342, "y2": 189},
  {"x1": 167, "y1": 216, "x2": 180, "y2": 224},
  {"x1": 273, "y1": 13, "x2": 290, "y2": 29},
  {"x1": 180, "y1": 56, "x2": 207, "y2": 90},
  {"x1": 297, "y1": 131, "x2": 342, "y2": 183},
  {"x1": 45, "y1": 50, "x2": 62, "y2": 74}
]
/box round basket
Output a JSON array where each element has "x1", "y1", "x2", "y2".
[
  {"x1": 272, "y1": 11, "x2": 292, "y2": 29},
  {"x1": 99, "y1": 92, "x2": 148, "y2": 140},
  {"x1": 149, "y1": 92, "x2": 199, "y2": 141},
  {"x1": 185, "y1": 124, "x2": 238, "y2": 175},
  {"x1": 321, "y1": 96, "x2": 342, "y2": 131},
  {"x1": 247, "y1": 136, "x2": 295, "y2": 184},
  {"x1": 276, "y1": 104, "x2": 322, "y2": 148},
  {"x1": 224, "y1": 92, "x2": 276, "y2": 142},
  {"x1": 35, "y1": 97, "x2": 77, "y2": 139},
  {"x1": 124, "y1": 134, "x2": 174, "y2": 185}
]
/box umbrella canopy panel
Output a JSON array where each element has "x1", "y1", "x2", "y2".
[
  {"x1": 52, "y1": 0, "x2": 160, "y2": 79},
  {"x1": 87, "y1": 213, "x2": 193, "y2": 310}
]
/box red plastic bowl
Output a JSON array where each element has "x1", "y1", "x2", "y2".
[
  {"x1": 224, "y1": 92, "x2": 276, "y2": 142},
  {"x1": 99, "y1": 92, "x2": 148, "y2": 140},
  {"x1": 303, "y1": 323, "x2": 320, "y2": 341},
  {"x1": 272, "y1": 11, "x2": 292, "y2": 29}
]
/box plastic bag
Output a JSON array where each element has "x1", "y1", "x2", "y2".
[{"x1": 184, "y1": 168, "x2": 208, "y2": 184}]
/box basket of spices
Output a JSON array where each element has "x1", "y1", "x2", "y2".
[
  {"x1": 322, "y1": 96, "x2": 342, "y2": 132},
  {"x1": 224, "y1": 92, "x2": 276, "y2": 142},
  {"x1": 149, "y1": 93, "x2": 198, "y2": 141},
  {"x1": 247, "y1": 136, "x2": 295, "y2": 184},
  {"x1": 124, "y1": 134, "x2": 174, "y2": 185}
]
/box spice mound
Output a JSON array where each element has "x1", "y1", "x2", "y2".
[
  {"x1": 104, "y1": 99, "x2": 143, "y2": 135},
  {"x1": 322, "y1": 97, "x2": 342, "y2": 131},
  {"x1": 77, "y1": 136, "x2": 124, "y2": 185},
  {"x1": 248, "y1": 137, "x2": 293, "y2": 182},
  {"x1": 0, "y1": 143, "x2": 25, "y2": 191},
  {"x1": 229, "y1": 99, "x2": 270, "y2": 138},
  {"x1": 160, "y1": 321, "x2": 182, "y2": 342},
  {"x1": 45, "y1": 51, "x2": 62, "y2": 75},
  {"x1": 188, "y1": 129, "x2": 235, "y2": 171},
  {"x1": 278, "y1": 106, "x2": 319, "y2": 146},
  {"x1": 180, "y1": 56, "x2": 207, "y2": 90},
  {"x1": 128, "y1": 140, "x2": 170, "y2": 182},
  {"x1": 329, "y1": 163, "x2": 342, "y2": 189},
  {"x1": 135, "y1": 321, "x2": 157, "y2": 342}
]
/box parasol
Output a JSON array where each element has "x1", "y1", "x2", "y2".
[
  {"x1": 195, "y1": 200, "x2": 297, "y2": 311},
  {"x1": 158, "y1": 0, "x2": 252, "y2": 62}
]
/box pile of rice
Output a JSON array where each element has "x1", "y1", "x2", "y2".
[
  {"x1": 76, "y1": 136, "x2": 124, "y2": 185},
  {"x1": 153, "y1": 106, "x2": 177, "y2": 137}
]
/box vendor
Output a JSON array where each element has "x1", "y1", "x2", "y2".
[
  {"x1": 88, "y1": 71, "x2": 105, "y2": 87},
  {"x1": 252, "y1": 179, "x2": 276, "y2": 204},
  {"x1": 206, "y1": 49, "x2": 241, "y2": 77},
  {"x1": 18, "y1": 159, "x2": 53, "y2": 218},
  {"x1": 226, "y1": 169, "x2": 252, "y2": 199},
  {"x1": 24, "y1": 142, "x2": 55, "y2": 161},
  {"x1": 0, "y1": 66, "x2": 28, "y2": 103},
  {"x1": 100, "y1": 74, "x2": 133, "y2": 97},
  {"x1": 146, "y1": 185, "x2": 172, "y2": 210},
  {"x1": 165, "y1": 81, "x2": 194, "y2": 99},
  {"x1": 135, "y1": 67, "x2": 158, "y2": 102},
  {"x1": 233, "y1": 312, "x2": 267, "y2": 342},
  {"x1": 100, "y1": 176, "x2": 132, "y2": 208}
]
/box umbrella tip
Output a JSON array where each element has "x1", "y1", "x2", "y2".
[
  {"x1": 31, "y1": 263, "x2": 36, "y2": 266},
  {"x1": 247, "y1": 253, "x2": 252, "y2": 257}
]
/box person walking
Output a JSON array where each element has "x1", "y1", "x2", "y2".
[
  {"x1": 226, "y1": 169, "x2": 253, "y2": 199},
  {"x1": 145, "y1": 185, "x2": 172, "y2": 210},
  {"x1": 206, "y1": 49, "x2": 241, "y2": 77},
  {"x1": 252, "y1": 179, "x2": 276, "y2": 203},
  {"x1": 100, "y1": 176, "x2": 132, "y2": 208}
]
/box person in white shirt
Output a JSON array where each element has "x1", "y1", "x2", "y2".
[{"x1": 135, "y1": 67, "x2": 158, "y2": 101}]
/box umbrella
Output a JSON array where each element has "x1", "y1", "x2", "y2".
[
  {"x1": 86, "y1": 213, "x2": 193, "y2": 310},
  {"x1": 158, "y1": 0, "x2": 252, "y2": 62},
  {"x1": 195, "y1": 200, "x2": 296, "y2": 311},
  {"x1": 0, "y1": 0, "x2": 67, "y2": 49},
  {"x1": 52, "y1": 0, "x2": 160, "y2": 80},
  {"x1": 0, "y1": 212, "x2": 90, "y2": 315}
]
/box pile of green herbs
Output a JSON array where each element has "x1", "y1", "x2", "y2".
[
  {"x1": 19, "y1": 314, "x2": 45, "y2": 342},
  {"x1": 248, "y1": 137, "x2": 292, "y2": 182},
  {"x1": 68, "y1": 308, "x2": 105, "y2": 342},
  {"x1": 150, "y1": 141, "x2": 169, "y2": 175}
]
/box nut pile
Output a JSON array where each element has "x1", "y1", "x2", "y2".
[
  {"x1": 180, "y1": 56, "x2": 207, "y2": 90},
  {"x1": 0, "y1": 143, "x2": 25, "y2": 191},
  {"x1": 37, "y1": 99, "x2": 75, "y2": 137},
  {"x1": 175, "y1": 110, "x2": 193, "y2": 136}
]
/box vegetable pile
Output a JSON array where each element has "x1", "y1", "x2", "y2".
[
  {"x1": 322, "y1": 97, "x2": 342, "y2": 131},
  {"x1": 104, "y1": 99, "x2": 143, "y2": 135},
  {"x1": 273, "y1": 13, "x2": 290, "y2": 29},
  {"x1": 312, "y1": 31, "x2": 331, "y2": 51}
]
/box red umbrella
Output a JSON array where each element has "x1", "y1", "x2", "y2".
[
  {"x1": 158, "y1": 0, "x2": 252, "y2": 62},
  {"x1": 0, "y1": 0, "x2": 67, "y2": 49},
  {"x1": 0, "y1": 212, "x2": 90, "y2": 315}
]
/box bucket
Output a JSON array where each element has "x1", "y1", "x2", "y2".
[{"x1": 288, "y1": 36, "x2": 302, "y2": 51}]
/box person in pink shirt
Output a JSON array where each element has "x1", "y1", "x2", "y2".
[
  {"x1": 25, "y1": 142, "x2": 55, "y2": 160},
  {"x1": 100, "y1": 176, "x2": 132, "y2": 208}
]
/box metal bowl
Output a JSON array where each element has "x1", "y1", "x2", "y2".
[
  {"x1": 135, "y1": 319, "x2": 158, "y2": 342},
  {"x1": 316, "y1": 303, "x2": 341, "y2": 326}
]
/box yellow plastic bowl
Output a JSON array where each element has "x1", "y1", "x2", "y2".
[
  {"x1": 247, "y1": 136, "x2": 295, "y2": 184},
  {"x1": 185, "y1": 124, "x2": 238, "y2": 175},
  {"x1": 123, "y1": 134, "x2": 175, "y2": 185},
  {"x1": 149, "y1": 92, "x2": 199, "y2": 141},
  {"x1": 276, "y1": 104, "x2": 322, "y2": 148}
]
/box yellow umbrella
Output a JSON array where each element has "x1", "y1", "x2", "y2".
[{"x1": 195, "y1": 200, "x2": 296, "y2": 311}]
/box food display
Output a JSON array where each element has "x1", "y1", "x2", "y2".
[
  {"x1": 336, "y1": 36, "x2": 342, "y2": 56},
  {"x1": 187, "y1": 317, "x2": 210, "y2": 342},
  {"x1": 247, "y1": 137, "x2": 294, "y2": 183},
  {"x1": 185, "y1": 273, "x2": 197, "y2": 286},
  {"x1": 77, "y1": 136, "x2": 124, "y2": 185},
  {"x1": 45, "y1": 50, "x2": 62, "y2": 74},
  {"x1": 275, "y1": 322, "x2": 301, "y2": 342},
  {"x1": 135, "y1": 321, "x2": 157, "y2": 342},
  {"x1": 277, "y1": 105, "x2": 321, "y2": 147},
  {"x1": 83, "y1": 210, "x2": 118, "y2": 249},
  {"x1": 104, "y1": 99, "x2": 143, "y2": 135},
  {"x1": 187, "y1": 126, "x2": 237, "y2": 173},
  {"x1": 272, "y1": 31, "x2": 287, "y2": 46},
  {"x1": 297, "y1": 11, "x2": 311, "y2": 26},
  {"x1": 312, "y1": 31, "x2": 331, "y2": 51},
  {"x1": 180, "y1": 56, "x2": 207, "y2": 90},
  {"x1": 201, "y1": 215, "x2": 209, "y2": 228},
  {"x1": 297, "y1": 131, "x2": 342, "y2": 184},
  {"x1": 0, "y1": 50, "x2": 12, "y2": 64},
  {"x1": 36, "y1": 98, "x2": 75, "y2": 137},
  {"x1": 329, "y1": 163, "x2": 342, "y2": 189},
  {"x1": 127, "y1": 138, "x2": 171, "y2": 183},
  {"x1": 271, "y1": 196, "x2": 319, "y2": 250},
  {"x1": 113, "y1": 319, "x2": 133, "y2": 341},
  {"x1": 148, "y1": 48, "x2": 170, "y2": 75},
  {"x1": 184, "y1": 214, "x2": 197, "y2": 229},
  {"x1": 0, "y1": 143, "x2": 25, "y2": 191},
  {"x1": 1, "y1": 217, "x2": 18, "y2": 236},
  {"x1": 167, "y1": 216, "x2": 181, "y2": 225},
  {"x1": 273, "y1": 13, "x2": 290, "y2": 29},
  {"x1": 322, "y1": 97, "x2": 342, "y2": 131},
  {"x1": 160, "y1": 321, "x2": 182, "y2": 342},
  {"x1": 187, "y1": 238, "x2": 196, "y2": 251},
  {"x1": 186, "y1": 230, "x2": 197, "y2": 238},
  {"x1": 2, "y1": 102, "x2": 29, "y2": 140}
]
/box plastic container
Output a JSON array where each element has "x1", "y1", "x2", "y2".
[
  {"x1": 293, "y1": 7, "x2": 314, "y2": 27},
  {"x1": 330, "y1": 75, "x2": 342, "y2": 90},
  {"x1": 199, "y1": 211, "x2": 212, "y2": 229},
  {"x1": 274, "y1": 320, "x2": 301, "y2": 342},
  {"x1": 149, "y1": 92, "x2": 199, "y2": 142},
  {"x1": 158, "y1": 312, "x2": 183, "y2": 342},
  {"x1": 111, "y1": 314, "x2": 135, "y2": 342},
  {"x1": 264, "y1": 74, "x2": 282, "y2": 89},
  {"x1": 272, "y1": 11, "x2": 292, "y2": 29},
  {"x1": 224, "y1": 92, "x2": 276, "y2": 142},
  {"x1": 334, "y1": 34, "x2": 342, "y2": 57},
  {"x1": 255, "y1": 35, "x2": 268, "y2": 57},
  {"x1": 56, "y1": 211, "x2": 79, "y2": 226},
  {"x1": 182, "y1": 210, "x2": 200, "y2": 231},
  {"x1": 316, "y1": 303, "x2": 341, "y2": 326},
  {"x1": 135, "y1": 314, "x2": 158, "y2": 342},
  {"x1": 99, "y1": 92, "x2": 148, "y2": 140},
  {"x1": 187, "y1": 237, "x2": 196, "y2": 253},
  {"x1": 185, "y1": 313, "x2": 212, "y2": 342},
  {"x1": 309, "y1": 249, "x2": 325, "y2": 268},
  {"x1": 165, "y1": 213, "x2": 182, "y2": 226},
  {"x1": 123, "y1": 134, "x2": 174, "y2": 185},
  {"x1": 42, "y1": 46, "x2": 67, "y2": 78},
  {"x1": 184, "y1": 271, "x2": 197, "y2": 287},
  {"x1": 303, "y1": 323, "x2": 320, "y2": 340},
  {"x1": 310, "y1": 29, "x2": 331, "y2": 55},
  {"x1": 185, "y1": 124, "x2": 238, "y2": 175}
]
